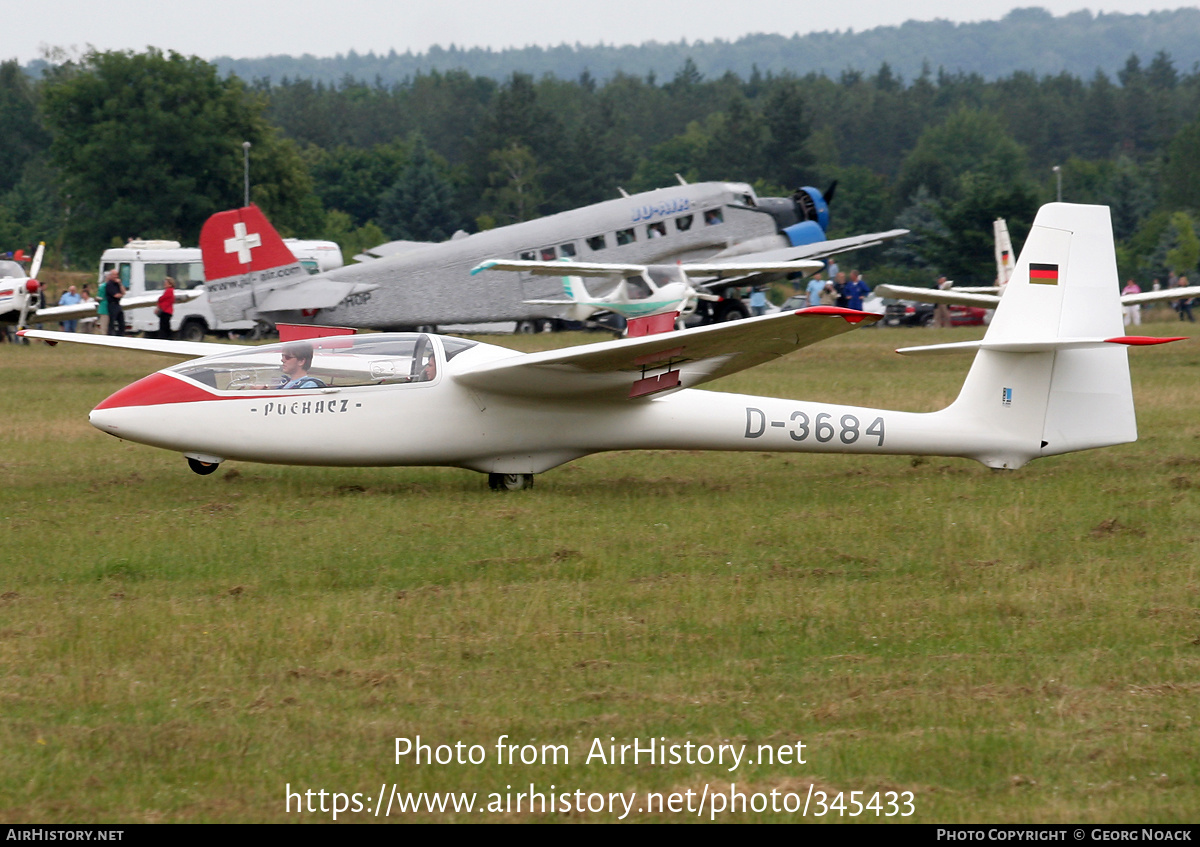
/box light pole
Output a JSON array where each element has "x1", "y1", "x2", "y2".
[
  {"x1": 1052, "y1": 165, "x2": 1062, "y2": 202},
  {"x1": 242, "y1": 140, "x2": 252, "y2": 207}
]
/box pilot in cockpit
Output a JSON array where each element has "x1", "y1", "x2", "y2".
[
  {"x1": 277, "y1": 342, "x2": 325, "y2": 389},
  {"x1": 241, "y1": 342, "x2": 325, "y2": 390}
]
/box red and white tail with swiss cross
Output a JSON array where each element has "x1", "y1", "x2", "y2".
[{"x1": 199, "y1": 205, "x2": 308, "y2": 323}]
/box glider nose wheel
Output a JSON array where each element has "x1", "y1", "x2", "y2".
[
  {"x1": 488, "y1": 473, "x2": 534, "y2": 491},
  {"x1": 187, "y1": 457, "x2": 220, "y2": 475}
]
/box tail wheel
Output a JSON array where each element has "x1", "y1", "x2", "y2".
[
  {"x1": 187, "y1": 457, "x2": 220, "y2": 476},
  {"x1": 488, "y1": 472, "x2": 534, "y2": 491}
]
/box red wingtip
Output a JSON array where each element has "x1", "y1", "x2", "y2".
[
  {"x1": 795, "y1": 305, "x2": 878, "y2": 324},
  {"x1": 1105, "y1": 335, "x2": 1188, "y2": 346}
]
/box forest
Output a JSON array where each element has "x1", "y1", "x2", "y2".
[{"x1": 3, "y1": 41, "x2": 1200, "y2": 287}]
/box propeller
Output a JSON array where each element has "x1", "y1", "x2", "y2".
[{"x1": 17, "y1": 242, "x2": 46, "y2": 329}]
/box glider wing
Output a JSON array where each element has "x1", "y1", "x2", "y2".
[{"x1": 453, "y1": 307, "x2": 877, "y2": 400}]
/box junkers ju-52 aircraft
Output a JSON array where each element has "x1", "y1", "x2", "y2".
[
  {"x1": 198, "y1": 181, "x2": 905, "y2": 333},
  {"x1": 22, "y1": 204, "x2": 1181, "y2": 490}
]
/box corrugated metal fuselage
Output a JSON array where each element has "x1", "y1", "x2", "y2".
[{"x1": 295, "y1": 183, "x2": 785, "y2": 328}]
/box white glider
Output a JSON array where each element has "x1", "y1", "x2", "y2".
[{"x1": 21, "y1": 204, "x2": 1181, "y2": 490}]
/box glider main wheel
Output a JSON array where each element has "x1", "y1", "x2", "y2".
[
  {"x1": 488, "y1": 473, "x2": 534, "y2": 491},
  {"x1": 187, "y1": 457, "x2": 220, "y2": 476}
]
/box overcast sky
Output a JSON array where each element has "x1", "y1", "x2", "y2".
[{"x1": 13, "y1": 1, "x2": 1183, "y2": 65}]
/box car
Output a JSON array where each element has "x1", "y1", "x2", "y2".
[{"x1": 883, "y1": 299, "x2": 988, "y2": 327}]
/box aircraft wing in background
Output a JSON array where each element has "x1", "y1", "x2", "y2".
[
  {"x1": 711, "y1": 229, "x2": 909, "y2": 265},
  {"x1": 31, "y1": 289, "x2": 205, "y2": 323}
]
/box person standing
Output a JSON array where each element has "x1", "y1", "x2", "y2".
[
  {"x1": 1176, "y1": 276, "x2": 1195, "y2": 323},
  {"x1": 806, "y1": 274, "x2": 826, "y2": 307},
  {"x1": 843, "y1": 270, "x2": 870, "y2": 311},
  {"x1": 103, "y1": 269, "x2": 125, "y2": 336},
  {"x1": 156, "y1": 277, "x2": 176, "y2": 339},
  {"x1": 1121, "y1": 279, "x2": 1142, "y2": 326},
  {"x1": 833, "y1": 272, "x2": 847, "y2": 308},
  {"x1": 77, "y1": 285, "x2": 97, "y2": 333},
  {"x1": 934, "y1": 276, "x2": 954, "y2": 328},
  {"x1": 57, "y1": 285, "x2": 82, "y2": 332},
  {"x1": 749, "y1": 287, "x2": 768, "y2": 316}
]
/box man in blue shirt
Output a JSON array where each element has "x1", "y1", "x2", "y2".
[
  {"x1": 806, "y1": 275, "x2": 827, "y2": 307},
  {"x1": 57, "y1": 285, "x2": 82, "y2": 332},
  {"x1": 843, "y1": 270, "x2": 870, "y2": 311}
]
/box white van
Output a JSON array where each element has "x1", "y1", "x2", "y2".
[{"x1": 100, "y1": 239, "x2": 343, "y2": 341}]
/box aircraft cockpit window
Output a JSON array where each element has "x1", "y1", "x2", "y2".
[
  {"x1": 440, "y1": 337, "x2": 479, "y2": 361},
  {"x1": 520, "y1": 251, "x2": 536, "y2": 261},
  {"x1": 624, "y1": 275, "x2": 653, "y2": 300},
  {"x1": 742, "y1": 193, "x2": 756, "y2": 207},
  {"x1": 559, "y1": 242, "x2": 577, "y2": 257},
  {"x1": 0, "y1": 260, "x2": 25, "y2": 278},
  {"x1": 586, "y1": 235, "x2": 607, "y2": 251},
  {"x1": 704, "y1": 208, "x2": 724, "y2": 226},
  {"x1": 675, "y1": 215, "x2": 693, "y2": 232},
  {"x1": 615, "y1": 228, "x2": 636, "y2": 246},
  {"x1": 300, "y1": 259, "x2": 320, "y2": 275},
  {"x1": 646, "y1": 268, "x2": 676, "y2": 287},
  {"x1": 646, "y1": 222, "x2": 667, "y2": 239},
  {"x1": 540, "y1": 247, "x2": 557, "y2": 261},
  {"x1": 169, "y1": 333, "x2": 443, "y2": 391}
]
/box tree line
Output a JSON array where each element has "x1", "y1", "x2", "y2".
[
  {"x1": 3, "y1": 46, "x2": 1200, "y2": 286},
  {"x1": 199, "y1": 7, "x2": 1200, "y2": 91}
]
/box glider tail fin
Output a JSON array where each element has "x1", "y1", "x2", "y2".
[
  {"x1": 994, "y1": 218, "x2": 1015, "y2": 291},
  {"x1": 945, "y1": 203, "x2": 1136, "y2": 468}
]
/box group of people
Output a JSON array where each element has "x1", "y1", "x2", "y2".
[
  {"x1": 801, "y1": 262, "x2": 871, "y2": 310},
  {"x1": 26, "y1": 270, "x2": 177, "y2": 338},
  {"x1": 1121, "y1": 273, "x2": 1196, "y2": 326}
]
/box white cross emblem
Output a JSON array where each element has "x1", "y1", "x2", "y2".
[{"x1": 224, "y1": 221, "x2": 262, "y2": 264}]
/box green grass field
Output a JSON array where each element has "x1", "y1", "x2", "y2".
[{"x1": 2, "y1": 317, "x2": 1199, "y2": 823}]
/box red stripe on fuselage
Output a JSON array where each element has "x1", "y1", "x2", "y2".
[
  {"x1": 94, "y1": 372, "x2": 231, "y2": 410},
  {"x1": 95, "y1": 372, "x2": 328, "y2": 409}
]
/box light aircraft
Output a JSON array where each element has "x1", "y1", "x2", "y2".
[
  {"x1": 199, "y1": 181, "x2": 906, "y2": 332},
  {"x1": 875, "y1": 219, "x2": 1200, "y2": 310},
  {"x1": 1, "y1": 241, "x2": 201, "y2": 328},
  {"x1": 469, "y1": 256, "x2": 825, "y2": 336},
  {"x1": 21, "y1": 204, "x2": 1180, "y2": 491}
]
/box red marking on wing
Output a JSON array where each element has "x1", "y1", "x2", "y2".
[
  {"x1": 796, "y1": 305, "x2": 877, "y2": 324},
  {"x1": 199, "y1": 205, "x2": 298, "y2": 280},
  {"x1": 1105, "y1": 335, "x2": 1187, "y2": 346},
  {"x1": 634, "y1": 346, "x2": 684, "y2": 367},
  {"x1": 627, "y1": 311, "x2": 680, "y2": 337},
  {"x1": 278, "y1": 323, "x2": 357, "y2": 342},
  {"x1": 629, "y1": 371, "x2": 681, "y2": 398}
]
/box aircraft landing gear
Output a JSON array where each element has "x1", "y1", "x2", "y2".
[
  {"x1": 488, "y1": 472, "x2": 534, "y2": 491},
  {"x1": 187, "y1": 457, "x2": 221, "y2": 475}
]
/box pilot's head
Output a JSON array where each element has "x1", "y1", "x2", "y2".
[{"x1": 281, "y1": 342, "x2": 313, "y2": 374}]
